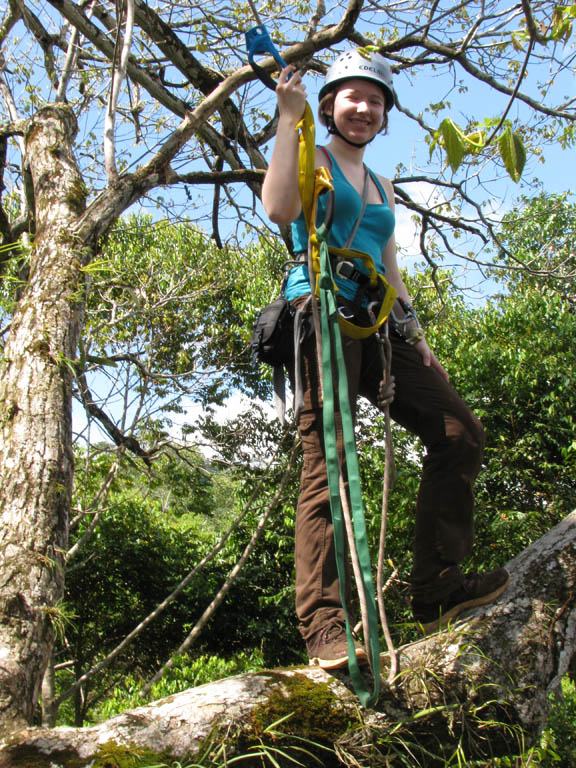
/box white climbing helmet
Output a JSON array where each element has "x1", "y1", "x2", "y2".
[{"x1": 318, "y1": 49, "x2": 395, "y2": 111}]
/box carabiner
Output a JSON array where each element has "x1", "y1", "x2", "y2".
[
  {"x1": 315, "y1": 188, "x2": 335, "y2": 242},
  {"x1": 245, "y1": 25, "x2": 287, "y2": 90}
]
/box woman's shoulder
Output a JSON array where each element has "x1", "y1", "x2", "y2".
[{"x1": 371, "y1": 172, "x2": 395, "y2": 208}]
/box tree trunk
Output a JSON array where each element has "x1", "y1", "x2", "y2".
[
  {"x1": 1, "y1": 512, "x2": 574, "y2": 767},
  {"x1": 0, "y1": 105, "x2": 87, "y2": 737}
]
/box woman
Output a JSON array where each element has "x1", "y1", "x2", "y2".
[{"x1": 261, "y1": 49, "x2": 509, "y2": 670}]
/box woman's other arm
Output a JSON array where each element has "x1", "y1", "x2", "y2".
[{"x1": 380, "y1": 177, "x2": 449, "y2": 381}]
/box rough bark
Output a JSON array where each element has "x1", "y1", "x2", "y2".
[
  {"x1": 1, "y1": 512, "x2": 574, "y2": 767},
  {"x1": 0, "y1": 105, "x2": 88, "y2": 736}
]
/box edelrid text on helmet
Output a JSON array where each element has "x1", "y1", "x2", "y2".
[{"x1": 318, "y1": 49, "x2": 396, "y2": 111}]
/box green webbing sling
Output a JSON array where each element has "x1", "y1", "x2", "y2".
[{"x1": 316, "y1": 219, "x2": 381, "y2": 708}]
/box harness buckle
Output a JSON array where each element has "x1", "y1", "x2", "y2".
[{"x1": 334, "y1": 259, "x2": 369, "y2": 285}]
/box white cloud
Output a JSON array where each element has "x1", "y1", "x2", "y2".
[
  {"x1": 394, "y1": 180, "x2": 448, "y2": 267},
  {"x1": 169, "y1": 391, "x2": 280, "y2": 459},
  {"x1": 173, "y1": 392, "x2": 277, "y2": 429}
]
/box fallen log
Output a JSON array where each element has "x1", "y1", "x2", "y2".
[{"x1": 1, "y1": 511, "x2": 575, "y2": 767}]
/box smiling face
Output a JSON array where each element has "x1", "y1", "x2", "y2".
[{"x1": 322, "y1": 78, "x2": 388, "y2": 142}]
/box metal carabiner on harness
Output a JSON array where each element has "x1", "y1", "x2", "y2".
[{"x1": 389, "y1": 297, "x2": 424, "y2": 345}]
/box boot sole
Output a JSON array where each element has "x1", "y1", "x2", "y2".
[
  {"x1": 420, "y1": 571, "x2": 510, "y2": 636},
  {"x1": 309, "y1": 647, "x2": 369, "y2": 670}
]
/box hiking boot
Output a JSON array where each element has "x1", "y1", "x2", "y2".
[
  {"x1": 306, "y1": 622, "x2": 368, "y2": 670},
  {"x1": 412, "y1": 567, "x2": 510, "y2": 636}
]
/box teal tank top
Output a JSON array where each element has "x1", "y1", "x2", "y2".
[{"x1": 285, "y1": 149, "x2": 395, "y2": 301}]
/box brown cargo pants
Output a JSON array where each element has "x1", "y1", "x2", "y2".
[{"x1": 289, "y1": 305, "x2": 485, "y2": 642}]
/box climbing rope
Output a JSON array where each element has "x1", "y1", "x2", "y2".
[{"x1": 374, "y1": 324, "x2": 399, "y2": 686}]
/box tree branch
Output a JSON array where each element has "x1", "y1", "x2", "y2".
[
  {"x1": 76, "y1": 369, "x2": 153, "y2": 465},
  {"x1": 103, "y1": 0, "x2": 134, "y2": 182}
]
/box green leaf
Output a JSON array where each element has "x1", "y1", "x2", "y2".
[
  {"x1": 551, "y1": 5, "x2": 574, "y2": 43},
  {"x1": 439, "y1": 118, "x2": 467, "y2": 172},
  {"x1": 464, "y1": 129, "x2": 486, "y2": 153},
  {"x1": 498, "y1": 125, "x2": 526, "y2": 182},
  {"x1": 357, "y1": 45, "x2": 379, "y2": 60},
  {"x1": 511, "y1": 32, "x2": 527, "y2": 51}
]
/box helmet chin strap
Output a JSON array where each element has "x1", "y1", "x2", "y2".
[{"x1": 326, "y1": 115, "x2": 373, "y2": 149}]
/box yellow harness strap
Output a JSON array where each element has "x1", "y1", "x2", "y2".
[
  {"x1": 329, "y1": 245, "x2": 397, "y2": 339},
  {"x1": 297, "y1": 103, "x2": 322, "y2": 233}
]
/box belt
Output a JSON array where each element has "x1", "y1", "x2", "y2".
[{"x1": 293, "y1": 252, "x2": 369, "y2": 285}]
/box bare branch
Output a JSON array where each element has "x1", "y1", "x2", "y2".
[
  {"x1": 14, "y1": 0, "x2": 59, "y2": 88},
  {"x1": 520, "y1": 0, "x2": 550, "y2": 45},
  {"x1": 55, "y1": 13, "x2": 85, "y2": 103},
  {"x1": 484, "y1": 36, "x2": 535, "y2": 146},
  {"x1": 66, "y1": 454, "x2": 122, "y2": 559},
  {"x1": 76, "y1": 369, "x2": 153, "y2": 465},
  {"x1": 104, "y1": 0, "x2": 135, "y2": 182}
]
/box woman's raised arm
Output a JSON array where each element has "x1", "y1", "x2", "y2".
[{"x1": 261, "y1": 66, "x2": 308, "y2": 224}]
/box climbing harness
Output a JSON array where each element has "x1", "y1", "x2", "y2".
[{"x1": 313, "y1": 146, "x2": 397, "y2": 339}]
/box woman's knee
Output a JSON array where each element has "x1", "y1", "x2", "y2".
[
  {"x1": 445, "y1": 409, "x2": 484, "y2": 446},
  {"x1": 444, "y1": 410, "x2": 485, "y2": 477}
]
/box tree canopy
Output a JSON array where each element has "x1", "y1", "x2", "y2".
[{"x1": 1, "y1": 0, "x2": 575, "y2": 747}]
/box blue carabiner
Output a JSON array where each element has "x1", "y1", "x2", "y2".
[{"x1": 245, "y1": 25, "x2": 287, "y2": 90}]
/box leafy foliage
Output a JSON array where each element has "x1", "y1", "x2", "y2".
[
  {"x1": 496, "y1": 192, "x2": 576, "y2": 296},
  {"x1": 430, "y1": 118, "x2": 527, "y2": 181},
  {"x1": 83, "y1": 215, "x2": 285, "y2": 414}
]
